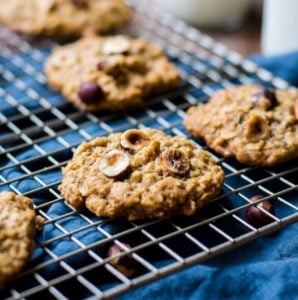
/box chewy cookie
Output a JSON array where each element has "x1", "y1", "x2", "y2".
[
  {"x1": 45, "y1": 35, "x2": 181, "y2": 112},
  {"x1": 0, "y1": 192, "x2": 43, "y2": 288},
  {"x1": 184, "y1": 85, "x2": 298, "y2": 167},
  {"x1": 0, "y1": 0, "x2": 130, "y2": 37},
  {"x1": 59, "y1": 129, "x2": 224, "y2": 220}
]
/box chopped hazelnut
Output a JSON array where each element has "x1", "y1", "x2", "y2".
[
  {"x1": 290, "y1": 100, "x2": 298, "y2": 121},
  {"x1": 160, "y1": 149, "x2": 190, "y2": 175},
  {"x1": 102, "y1": 37, "x2": 131, "y2": 55},
  {"x1": 107, "y1": 243, "x2": 137, "y2": 277},
  {"x1": 99, "y1": 149, "x2": 130, "y2": 178},
  {"x1": 71, "y1": 0, "x2": 87, "y2": 8},
  {"x1": 97, "y1": 60, "x2": 108, "y2": 70},
  {"x1": 243, "y1": 115, "x2": 268, "y2": 142},
  {"x1": 120, "y1": 129, "x2": 151, "y2": 151}
]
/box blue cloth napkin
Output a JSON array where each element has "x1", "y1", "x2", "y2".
[
  {"x1": 120, "y1": 52, "x2": 298, "y2": 300},
  {"x1": 251, "y1": 51, "x2": 298, "y2": 87}
]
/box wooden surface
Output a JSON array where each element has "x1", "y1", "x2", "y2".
[
  {"x1": 203, "y1": 1, "x2": 262, "y2": 55},
  {"x1": 150, "y1": 0, "x2": 263, "y2": 56}
]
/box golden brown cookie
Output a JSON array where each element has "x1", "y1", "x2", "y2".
[
  {"x1": 0, "y1": 192, "x2": 43, "y2": 289},
  {"x1": 184, "y1": 85, "x2": 298, "y2": 167},
  {"x1": 45, "y1": 35, "x2": 181, "y2": 112},
  {"x1": 59, "y1": 128, "x2": 224, "y2": 220},
  {"x1": 0, "y1": 0, "x2": 131, "y2": 37}
]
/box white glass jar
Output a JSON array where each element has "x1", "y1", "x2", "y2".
[
  {"x1": 262, "y1": 0, "x2": 298, "y2": 55},
  {"x1": 156, "y1": 0, "x2": 250, "y2": 29}
]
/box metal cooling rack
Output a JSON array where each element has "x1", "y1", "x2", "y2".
[{"x1": 0, "y1": 1, "x2": 297, "y2": 299}]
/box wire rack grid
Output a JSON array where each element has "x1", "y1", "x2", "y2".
[{"x1": 0, "y1": 1, "x2": 297, "y2": 299}]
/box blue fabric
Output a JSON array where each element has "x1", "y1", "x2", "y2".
[
  {"x1": 120, "y1": 52, "x2": 298, "y2": 300},
  {"x1": 0, "y1": 47, "x2": 297, "y2": 299},
  {"x1": 251, "y1": 51, "x2": 298, "y2": 87}
]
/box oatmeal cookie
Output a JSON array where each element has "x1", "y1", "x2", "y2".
[
  {"x1": 0, "y1": 0, "x2": 130, "y2": 37},
  {"x1": 184, "y1": 85, "x2": 298, "y2": 167},
  {"x1": 0, "y1": 192, "x2": 43, "y2": 288},
  {"x1": 59, "y1": 128, "x2": 224, "y2": 220},
  {"x1": 45, "y1": 35, "x2": 181, "y2": 112}
]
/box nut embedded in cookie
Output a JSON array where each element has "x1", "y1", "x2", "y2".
[
  {"x1": 59, "y1": 128, "x2": 224, "y2": 220},
  {"x1": 242, "y1": 114, "x2": 269, "y2": 142},
  {"x1": 120, "y1": 129, "x2": 151, "y2": 151},
  {"x1": 71, "y1": 0, "x2": 87, "y2": 8},
  {"x1": 102, "y1": 36, "x2": 131, "y2": 55},
  {"x1": 290, "y1": 99, "x2": 298, "y2": 121},
  {"x1": 160, "y1": 149, "x2": 190, "y2": 175},
  {"x1": 99, "y1": 149, "x2": 130, "y2": 178}
]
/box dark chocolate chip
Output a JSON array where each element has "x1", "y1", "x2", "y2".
[
  {"x1": 263, "y1": 88, "x2": 278, "y2": 104},
  {"x1": 78, "y1": 82, "x2": 104, "y2": 104}
]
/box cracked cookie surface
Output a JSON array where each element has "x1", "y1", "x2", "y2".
[
  {"x1": 45, "y1": 35, "x2": 181, "y2": 112},
  {"x1": 0, "y1": 0, "x2": 130, "y2": 37},
  {"x1": 59, "y1": 129, "x2": 224, "y2": 220},
  {"x1": 184, "y1": 85, "x2": 298, "y2": 167},
  {"x1": 0, "y1": 192, "x2": 43, "y2": 289}
]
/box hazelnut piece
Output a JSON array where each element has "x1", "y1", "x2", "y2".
[
  {"x1": 78, "y1": 82, "x2": 104, "y2": 104},
  {"x1": 243, "y1": 115, "x2": 268, "y2": 141},
  {"x1": 97, "y1": 56, "x2": 121, "y2": 71},
  {"x1": 120, "y1": 129, "x2": 151, "y2": 151},
  {"x1": 245, "y1": 195, "x2": 275, "y2": 227},
  {"x1": 99, "y1": 149, "x2": 130, "y2": 178},
  {"x1": 71, "y1": 0, "x2": 87, "y2": 8},
  {"x1": 97, "y1": 60, "x2": 108, "y2": 70},
  {"x1": 102, "y1": 37, "x2": 131, "y2": 55},
  {"x1": 252, "y1": 88, "x2": 278, "y2": 110},
  {"x1": 160, "y1": 149, "x2": 190, "y2": 175},
  {"x1": 107, "y1": 243, "x2": 137, "y2": 277},
  {"x1": 290, "y1": 100, "x2": 298, "y2": 121},
  {"x1": 41, "y1": 0, "x2": 57, "y2": 11}
]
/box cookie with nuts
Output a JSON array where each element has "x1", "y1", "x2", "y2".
[
  {"x1": 0, "y1": 0, "x2": 130, "y2": 37},
  {"x1": 0, "y1": 192, "x2": 44, "y2": 288},
  {"x1": 184, "y1": 85, "x2": 298, "y2": 167},
  {"x1": 59, "y1": 128, "x2": 224, "y2": 220},
  {"x1": 45, "y1": 35, "x2": 181, "y2": 112}
]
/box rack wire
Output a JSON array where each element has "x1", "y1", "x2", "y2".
[{"x1": 0, "y1": 1, "x2": 297, "y2": 299}]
